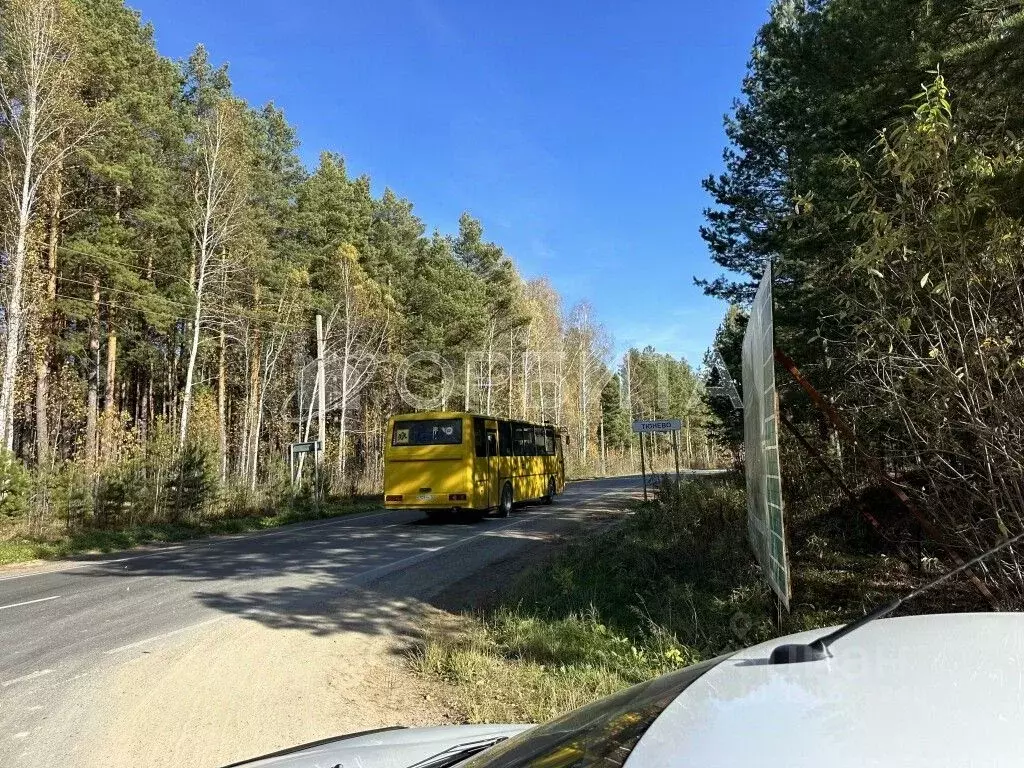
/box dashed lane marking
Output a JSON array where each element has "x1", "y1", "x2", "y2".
[
  {"x1": 0, "y1": 595, "x2": 60, "y2": 611},
  {"x1": 2, "y1": 669, "x2": 53, "y2": 688}
]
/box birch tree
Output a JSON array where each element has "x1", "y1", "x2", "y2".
[
  {"x1": 320, "y1": 244, "x2": 388, "y2": 485},
  {"x1": 247, "y1": 291, "x2": 298, "y2": 490},
  {"x1": 0, "y1": 0, "x2": 81, "y2": 450},
  {"x1": 179, "y1": 98, "x2": 245, "y2": 448},
  {"x1": 565, "y1": 301, "x2": 612, "y2": 462},
  {"x1": 522, "y1": 278, "x2": 564, "y2": 424}
]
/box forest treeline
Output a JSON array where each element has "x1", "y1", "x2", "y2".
[
  {"x1": 703, "y1": 0, "x2": 1024, "y2": 604},
  {"x1": 0, "y1": 0, "x2": 717, "y2": 537}
]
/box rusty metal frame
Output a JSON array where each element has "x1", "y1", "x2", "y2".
[{"x1": 774, "y1": 347, "x2": 999, "y2": 609}]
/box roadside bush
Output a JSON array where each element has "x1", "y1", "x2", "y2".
[
  {"x1": 34, "y1": 463, "x2": 93, "y2": 533},
  {"x1": 417, "y1": 472, "x2": 991, "y2": 725},
  {"x1": 166, "y1": 441, "x2": 219, "y2": 523},
  {"x1": 0, "y1": 450, "x2": 32, "y2": 521}
]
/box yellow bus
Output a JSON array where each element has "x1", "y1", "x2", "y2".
[{"x1": 383, "y1": 411, "x2": 565, "y2": 521}]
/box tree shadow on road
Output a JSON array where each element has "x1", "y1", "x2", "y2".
[{"x1": 72, "y1": 480, "x2": 638, "y2": 642}]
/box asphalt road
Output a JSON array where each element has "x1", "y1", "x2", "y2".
[{"x1": 0, "y1": 474, "x2": 666, "y2": 768}]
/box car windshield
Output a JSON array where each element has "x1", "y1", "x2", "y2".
[{"x1": 461, "y1": 655, "x2": 727, "y2": 768}]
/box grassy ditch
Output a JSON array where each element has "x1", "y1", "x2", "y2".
[
  {"x1": 416, "y1": 478, "x2": 765, "y2": 723},
  {"x1": 416, "y1": 474, "x2": 984, "y2": 724},
  {"x1": 0, "y1": 496, "x2": 379, "y2": 566}
]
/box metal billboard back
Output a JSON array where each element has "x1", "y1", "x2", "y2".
[{"x1": 742, "y1": 264, "x2": 791, "y2": 609}]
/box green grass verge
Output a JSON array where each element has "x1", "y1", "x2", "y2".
[
  {"x1": 416, "y1": 475, "x2": 968, "y2": 724},
  {"x1": 416, "y1": 479, "x2": 762, "y2": 723},
  {"x1": 0, "y1": 497, "x2": 379, "y2": 566}
]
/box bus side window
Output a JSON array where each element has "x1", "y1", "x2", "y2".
[
  {"x1": 486, "y1": 430, "x2": 497, "y2": 457},
  {"x1": 498, "y1": 420, "x2": 513, "y2": 457},
  {"x1": 544, "y1": 426, "x2": 555, "y2": 456},
  {"x1": 534, "y1": 426, "x2": 546, "y2": 456},
  {"x1": 474, "y1": 417, "x2": 487, "y2": 458},
  {"x1": 513, "y1": 422, "x2": 532, "y2": 456}
]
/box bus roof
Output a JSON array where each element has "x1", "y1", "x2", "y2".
[{"x1": 390, "y1": 411, "x2": 560, "y2": 427}]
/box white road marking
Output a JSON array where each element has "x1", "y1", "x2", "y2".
[
  {"x1": 103, "y1": 616, "x2": 225, "y2": 655},
  {"x1": 0, "y1": 595, "x2": 60, "y2": 611},
  {"x1": 1, "y1": 480, "x2": 641, "y2": 671},
  {"x1": 0, "y1": 554, "x2": 154, "y2": 582},
  {"x1": 1, "y1": 669, "x2": 53, "y2": 687}
]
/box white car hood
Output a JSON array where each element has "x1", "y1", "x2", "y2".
[
  {"x1": 629, "y1": 613, "x2": 1024, "y2": 768},
  {"x1": 227, "y1": 724, "x2": 531, "y2": 768}
]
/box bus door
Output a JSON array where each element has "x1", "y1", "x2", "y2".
[{"x1": 473, "y1": 417, "x2": 499, "y2": 509}]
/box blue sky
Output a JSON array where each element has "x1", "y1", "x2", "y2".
[{"x1": 130, "y1": 0, "x2": 770, "y2": 366}]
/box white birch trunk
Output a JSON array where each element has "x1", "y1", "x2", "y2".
[
  {"x1": 0, "y1": 167, "x2": 34, "y2": 450},
  {"x1": 0, "y1": 0, "x2": 79, "y2": 450},
  {"x1": 178, "y1": 235, "x2": 207, "y2": 447},
  {"x1": 179, "y1": 103, "x2": 242, "y2": 449}
]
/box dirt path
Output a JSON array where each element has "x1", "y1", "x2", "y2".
[
  {"x1": 65, "y1": 519, "x2": 608, "y2": 768},
  {"x1": 65, "y1": 594, "x2": 454, "y2": 768}
]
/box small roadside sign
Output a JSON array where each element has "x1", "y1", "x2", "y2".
[
  {"x1": 631, "y1": 418, "x2": 684, "y2": 501},
  {"x1": 632, "y1": 419, "x2": 682, "y2": 433},
  {"x1": 288, "y1": 441, "x2": 323, "y2": 494}
]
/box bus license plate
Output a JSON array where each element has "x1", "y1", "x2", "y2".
[{"x1": 416, "y1": 493, "x2": 433, "y2": 502}]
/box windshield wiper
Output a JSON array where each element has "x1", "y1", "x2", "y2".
[
  {"x1": 407, "y1": 737, "x2": 509, "y2": 768},
  {"x1": 769, "y1": 527, "x2": 1024, "y2": 664}
]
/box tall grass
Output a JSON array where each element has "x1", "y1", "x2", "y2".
[
  {"x1": 416, "y1": 477, "x2": 776, "y2": 723},
  {"x1": 416, "y1": 472, "x2": 977, "y2": 724}
]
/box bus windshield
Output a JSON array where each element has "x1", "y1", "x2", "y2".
[{"x1": 392, "y1": 419, "x2": 463, "y2": 446}]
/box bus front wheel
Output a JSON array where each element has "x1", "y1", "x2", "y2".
[{"x1": 497, "y1": 483, "x2": 513, "y2": 518}]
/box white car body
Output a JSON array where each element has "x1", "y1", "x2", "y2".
[
  {"x1": 631, "y1": 613, "x2": 1024, "y2": 767},
  {"x1": 230, "y1": 613, "x2": 1024, "y2": 768},
  {"x1": 228, "y1": 724, "x2": 530, "y2": 768}
]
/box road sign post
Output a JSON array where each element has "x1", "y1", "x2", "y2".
[
  {"x1": 632, "y1": 419, "x2": 684, "y2": 499},
  {"x1": 671, "y1": 429, "x2": 680, "y2": 482},
  {"x1": 289, "y1": 440, "x2": 321, "y2": 488},
  {"x1": 638, "y1": 430, "x2": 648, "y2": 500}
]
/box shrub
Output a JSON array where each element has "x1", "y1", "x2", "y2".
[
  {"x1": 166, "y1": 440, "x2": 219, "y2": 523},
  {"x1": 0, "y1": 450, "x2": 31, "y2": 521}
]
